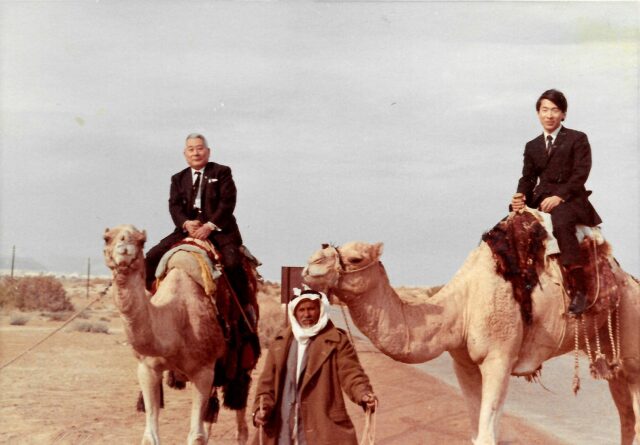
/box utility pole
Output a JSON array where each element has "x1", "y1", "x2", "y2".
[
  {"x1": 86, "y1": 257, "x2": 91, "y2": 299},
  {"x1": 10, "y1": 245, "x2": 15, "y2": 278}
]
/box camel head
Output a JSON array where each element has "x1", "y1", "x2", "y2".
[
  {"x1": 103, "y1": 225, "x2": 147, "y2": 275},
  {"x1": 302, "y1": 241, "x2": 384, "y2": 301}
]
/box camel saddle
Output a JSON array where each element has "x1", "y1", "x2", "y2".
[{"x1": 482, "y1": 209, "x2": 619, "y2": 324}]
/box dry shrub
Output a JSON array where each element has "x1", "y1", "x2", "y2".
[
  {"x1": 10, "y1": 314, "x2": 30, "y2": 326},
  {"x1": 256, "y1": 282, "x2": 286, "y2": 349},
  {"x1": 44, "y1": 311, "x2": 73, "y2": 322},
  {"x1": 72, "y1": 321, "x2": 110, "y2": 334},
  {"x1": 0, "y1": 276, "x2": 74, "y2": 312}
]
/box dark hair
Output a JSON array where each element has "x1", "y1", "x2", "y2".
[{"x1": 536, "y1": 89, "x2": 567, "y2": 113}]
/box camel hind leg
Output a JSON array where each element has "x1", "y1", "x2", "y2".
[
  {"x1": 631, "y1": 379, "x2": 640, "y2": 445},
  {"x1": 137, "y1": 362, "x2": 162, "y2": 445},
  {"x1": 608, "y1": 374, "x2": 637, "y2": 445},
  {"x1": 235, "y1": 407, "x2": 248, "y2": 445}
]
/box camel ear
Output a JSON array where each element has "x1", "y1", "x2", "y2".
[
  {"x1": 372, "y1": 242, "x2": 384, "y2": 259},
  {"x1": 134, "y1": 230, "x2": 147, "y2": 245},
  {"x1": 103, "y1": 228, "x2": 112, "y2": 242}
]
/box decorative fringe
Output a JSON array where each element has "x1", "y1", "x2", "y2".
[
  {"x1": 136, "y1": 391, "x2": 145, "y2": 412},
  {"x1": 166, "y1": 370, "x2": 187, "y2": 390},
  {"x1": 590, "y1": 353, "x2": 615, "y2": 380},
  {"x1": 136, "y1": 383, "x2": 164, "y2": 412},
  {"x1": 572, "y1": 374, "x2": 580, "y2": 395},
  {"x1": 223, "y1": 372, "x2": 252, "y2": 410},
  {"x1": 204, "y1": 390, "x2": 220, "y2": 423}
]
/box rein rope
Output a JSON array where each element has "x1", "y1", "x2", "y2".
[
  {"x1": 0, "y1": 280, "x2": 113, "y2": 371},
  {"x1": 330, "y1": 246, "x2": 378, "y2": 444},
  {"x1": 358, "y1": 400, "x2": 378, "y2": 445},
  {"x1": 332, "y1": 246, "x2": 380, "y2": 346}
]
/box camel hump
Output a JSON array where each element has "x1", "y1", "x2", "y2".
[
  {"x1": 481, "y1": 211, "x2": 550, "y2": 324},
  {"x1": 482, "y1": 209, "x2": 617, "y2": 322}
]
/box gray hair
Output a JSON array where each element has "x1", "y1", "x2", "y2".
[{"x1": 185, "y1": 133, "x2": 208, "y2": 148}]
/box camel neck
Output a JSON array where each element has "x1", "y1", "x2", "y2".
[
  {"x1": 113, "y1": 272, "x2": 157, "y2": 354},
  {"x1": 341, "y1": 278, "x2": 464, "y2": 363}
]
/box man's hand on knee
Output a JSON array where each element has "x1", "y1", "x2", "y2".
[
  {"x1": 540, "y1": 195, "x2": 563, "y2": 213},
  {"x1": 183, "y1": 220, "x2": 202, "y2": 237},
  {"x1": 192, "y1": 224, "x2": 213, "y2": 240}
]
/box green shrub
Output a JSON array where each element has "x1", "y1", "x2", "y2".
[{"x1": 0, "y1": 276, "x2": 74, "y2": 312}]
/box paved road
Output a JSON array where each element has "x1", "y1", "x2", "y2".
[{"x1": 330, "y1": 307, "x2": 619, "y2": 445}]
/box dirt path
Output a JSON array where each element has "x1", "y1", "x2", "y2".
[{"x1": 0, "y1": 319, "x2": 567, "y2": 445}]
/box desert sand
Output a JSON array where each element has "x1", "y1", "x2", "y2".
[{"x1": 0, "y1": 278, "x2": 572, "y2": 445}]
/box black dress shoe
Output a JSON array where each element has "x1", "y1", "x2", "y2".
[{"x1": 568, "y1": 290, "x2": 587, "y2": 315}]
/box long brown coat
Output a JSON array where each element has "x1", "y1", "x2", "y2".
[{"x1": 250, "y1": 321, "x2": 373, "y2": 445}]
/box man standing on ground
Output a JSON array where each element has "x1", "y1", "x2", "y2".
[
  {"x1": 511, "y1": 89, "x2": 602, "y2": 315},
  {"x1": 251, "y1": 288, "x2": 377, "y2": 445}
]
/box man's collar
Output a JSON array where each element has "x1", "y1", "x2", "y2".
[{"x1": 543, "y1": 125, "x2": 563, "y2": 140}]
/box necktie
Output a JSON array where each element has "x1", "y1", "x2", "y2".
[
  {"x1": 192, "y1": 171, "x2": 201, "y2": 208},
  {"x1": 546, "y1": 135, "x2": 553, "y2": 156}
]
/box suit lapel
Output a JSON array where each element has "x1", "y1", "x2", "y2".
[
  {"x1": 548, "y1": 126, "x2": 567, "y2": 160},
  {"x1": 200, "y1": 163, "x2": 215, "y2": 203},
  {"x1": 530, "y1": 134, "x2": 549, "y2": 166},
  {"x1": 181, "y1": 168, "x2": 195, "y2": 205}
]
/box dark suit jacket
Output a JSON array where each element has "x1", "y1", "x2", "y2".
[
  {"x1": 169, "y1": 161, "x2": 242, "y2": 247},
  {"x1": 516, "y1": 126, "x2": 602, "y2": 226}
]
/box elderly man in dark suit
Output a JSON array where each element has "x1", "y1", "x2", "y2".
[
  {"x1": 145, "y1": 133, "x2": 250, "y2": 309},
  {"x1": 511, "y1": 89, "x2": 601, "y2": 315}
]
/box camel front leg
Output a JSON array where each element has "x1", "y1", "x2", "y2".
[
  {"x1": 187, "y1": 367, "x2": 215, "y2": 445},
  {"x1": 138, "y1": 362, "x2": 163, "y2": 445},
  {"x1": 474, "y1": 356, "x2": 513, "y2": 445},
  {"x1": 451, "y1": 351, "x2": 482, "y2": 439},
  {"x1": 630, "y1": 380, "x2": 640, "y2": 445},
  {"x1": 235, "y1": 407, "x2": 248, "y2": 445}
]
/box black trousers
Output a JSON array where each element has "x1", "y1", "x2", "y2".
[
  {"x1": 549, "y1": 201, "x2": 589, "y2": 266},
  {"x1": 145, "y1": 231, "x2": 250, "y2": 306}
]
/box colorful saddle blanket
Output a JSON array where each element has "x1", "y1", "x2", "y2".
[{"x1": 155, "y1": 238, "x2": 222, "y2": 296}]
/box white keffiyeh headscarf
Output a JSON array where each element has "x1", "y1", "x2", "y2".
[
  {"x1": 288, "y1": 288, "x2": 331, "y2": 383},
  {"x1": 288, "y1": 288, "x2": 331, "y2": 346}
]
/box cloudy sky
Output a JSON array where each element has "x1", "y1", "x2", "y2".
[{"x1": 1, "y1": 1, "x2": 638, "y2": 285}]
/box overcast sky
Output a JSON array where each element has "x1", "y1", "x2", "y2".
[{"x1": 1, "y1": 1, "x2": 638, "y2": 285}]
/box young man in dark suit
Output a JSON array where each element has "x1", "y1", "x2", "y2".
[
  {"x1": 511, "y1": 89, "x2": 602, "y2": 315},
  {"x1": 145, "y1": 133, "x2": 250, "y2": 309}
]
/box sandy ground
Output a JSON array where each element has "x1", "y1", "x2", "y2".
[{"x1": 0, "y1": 314, "x2": 567, "y2": 445}]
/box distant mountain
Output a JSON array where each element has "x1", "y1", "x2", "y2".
[{"x1": 0, "y1": 255, "x2": 109, "y2": 277}]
